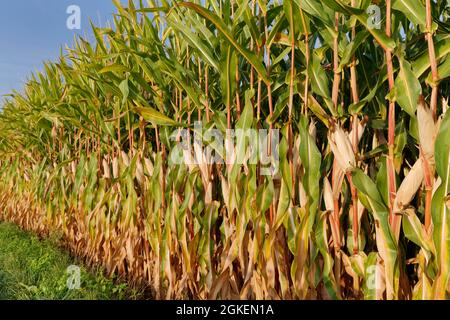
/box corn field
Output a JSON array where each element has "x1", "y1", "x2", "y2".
[{"x1": 0, "y1": 0, "x2": 449, "y2": 300}]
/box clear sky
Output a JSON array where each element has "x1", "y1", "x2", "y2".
[{"x1": 0, "y1": 0, "x2": 125, "y2": 97}]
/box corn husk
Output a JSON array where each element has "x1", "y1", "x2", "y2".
[
  {"x1": 323, "y1": 177, "x2": 334, "y2": 212},
  {"x1": 136, "y1": 159, "x2": 145, "y2": 184},
  {"x1": 102, "y1": 159, "x2": 111, "y2": 179},
  {"x1": 329, "y1": 125, "x2": 356, "y2": 173},
  {"x1": 121, "y1": 151, "x2": 130, "y2": 167},
  {"x1": 70, "y1": 161, "x2": 77, "y2": 175},
  {"x1": 112, "y1": 156, "x2": 119, "y2": 179},
  {"x1": 144, "y1": 157, "x2": 154, "y2": 176},
  {"x1": 417, "y1": 98, "x2": 437, "y2": 160},
  {"x1": 349, "y1": 117, "x2": 367, "y2": 147},
  {"x1": 393, "y1": 160, "x2": 424, "y2": 213}
]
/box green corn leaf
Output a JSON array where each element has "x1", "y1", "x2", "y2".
[
  {"x1": 299, "y1": 116, "x2": 321, "y2": 229},
  {"x1": 294, "y1": 0, "x2": 333, "y2": 27},
  {"x1": 315, "y1": 211, "x2": 339, "y2": 299},
  {"x1": 133, "y1": 101, "x2": 184, "y2": 127},
  {"x1": 221, "y1": 45, "x2": 236, "y2": 113},
  {"x1": 309, "y1": 53, "x2": 330, "y2": 100},
  {"x1": 338, "y1": 30, "x2": 369, "y2": 72},
  {"x1": 119, "y1": 78, "x2": 129, "y2": 106},
  {"x1": 402, "y1": 208, "x2": 434, "y2": 257},
  {"x1": 394, "y1": 57, "x2": 421, "y2": 116},
  {"x1": 431, "y1": 109, "x2": 450, "y2": 298},
  {"x1": 351, "y1": 168, "x2": 398, "y2": 299},
  {"x1": 178, "y1": 2, "x2": 270, "y2": 85},
  {"x1": 392, "y1": 0, "x2": 427, "y2": 29},
  {"x1": 321, "y1": 0, "x2": 396, "y2": 51},
  {"x1": 427, "y1": 54, "x2": 450, "y2": 85},
  {"x1": 99, "y1": 64, "x2": 129, "y2": 74},
  {"x1": 412, "y1": 37, "x2": 450, "y2": 78},
  {"x1": 257, "y1": 179, "x2": 274, "y2": 214},
  {"x1": 168, "y1": 12, "x2": 220, "y2": 71}
]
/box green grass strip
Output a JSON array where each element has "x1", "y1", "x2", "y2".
[{"x1": 0, "y1": 222, "x2": 141, "y2": 300}]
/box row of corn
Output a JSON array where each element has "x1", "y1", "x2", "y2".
[{"x1": 0, "y1": 0, "x2": 449, "y2": 299}]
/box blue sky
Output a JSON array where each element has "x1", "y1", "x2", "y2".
[{"x1": 0, "y1": 0, "x2": 124, "y2": 97}]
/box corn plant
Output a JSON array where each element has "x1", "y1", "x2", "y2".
[{"x1": 0, "y1": 0, "x2": 449, "y2": 299}]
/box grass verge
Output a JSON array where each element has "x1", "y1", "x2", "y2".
[{"x1": 0, "y1": 222, "x2": 142, "y2": 300}]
